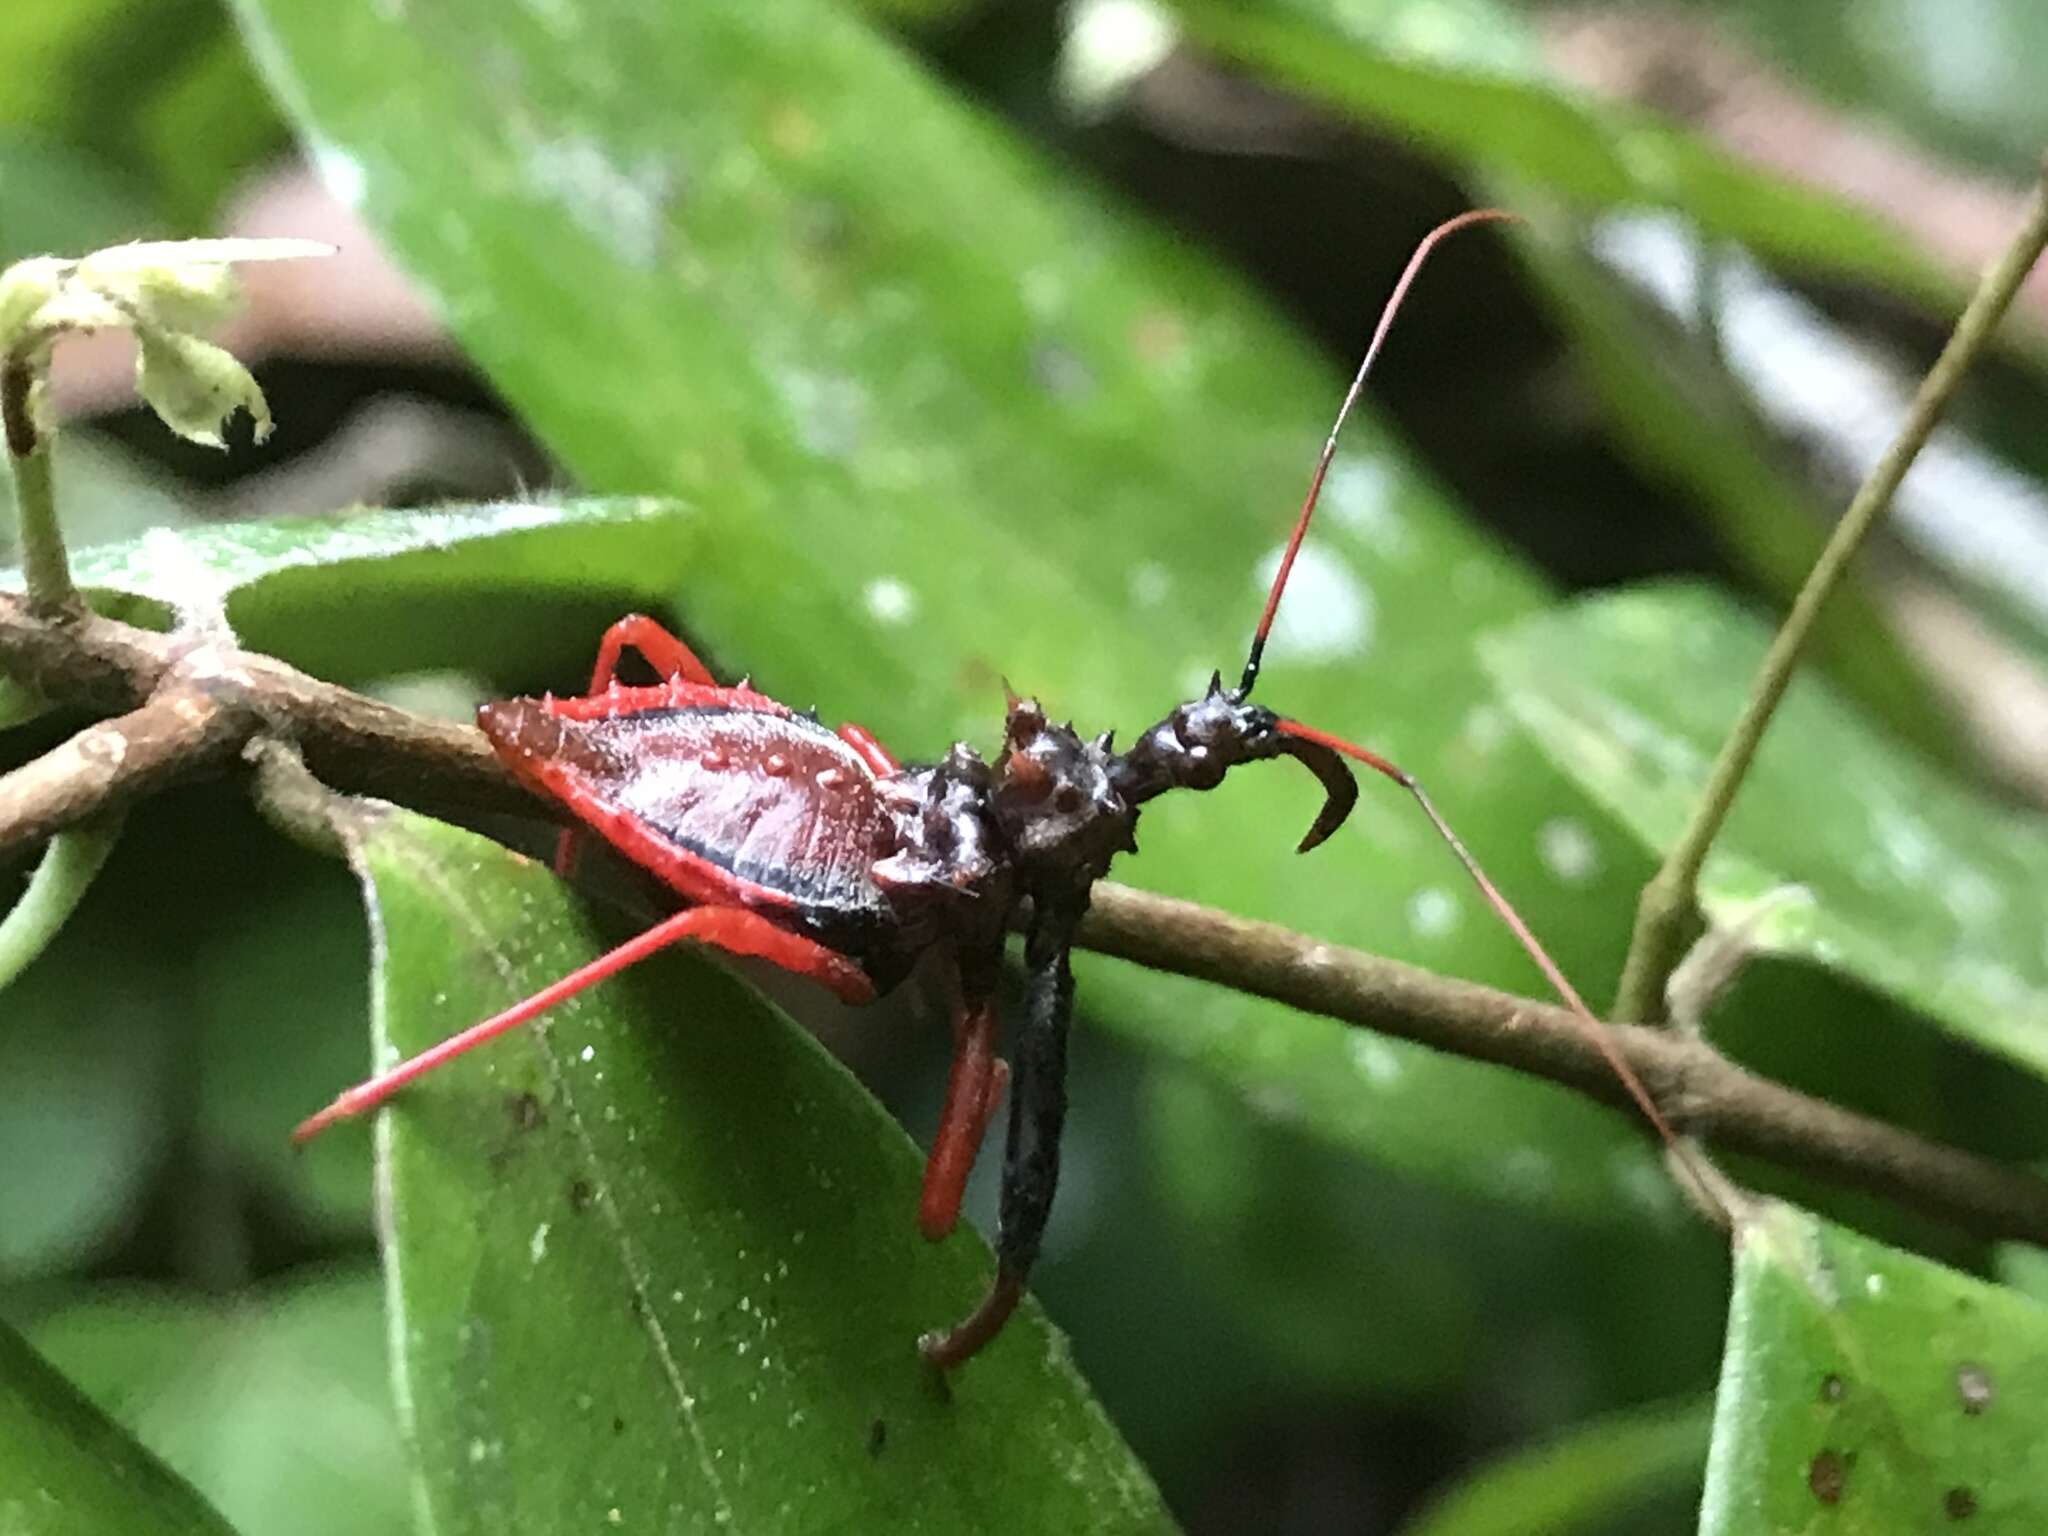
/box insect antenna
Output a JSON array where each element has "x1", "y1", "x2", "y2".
[
  {"x1": 1239, "y1": 208, "x2": 1521, "y2": 699},
  {"x1": 1243, "y1": 210, "x2": 1729, "y2": 1219}
]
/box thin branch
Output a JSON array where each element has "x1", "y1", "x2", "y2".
[
  {"x1": 0, "y1": 596, "x2": 526, "y2": 858},
  {"x1": 1664, "y1": 889, "x2": 1808, "y2": 1039},
  {"x1": 0, "y1": 815, "x2": 122, "y2": 988},
  {"x1": 1613, "y1": 166, "x2": 2048, "y2": 1022},
  {"x1": 244, "y1": 735, "x2": 349, "y2": 859},
  {"x1": 3, "y1": 359, "x2": 80, "y2": 619},
  {"x1": 0, "y1": 683, "x2": 246, "y2": 856},
  {"x1": 1078, "y1": 884, "x2": 2048, "y2": 1245},
  {"x1": 6, "y1": 594, "x2": 2048, "y2": 1245}
]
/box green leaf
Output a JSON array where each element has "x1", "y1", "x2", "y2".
[
  {"x1": 0, "y1": 936, "x2": 178, "y2": 1280},
  {"x1": 1143, "y1": 1065, "x2": 1725, "y2": 1405},
  {"x1": 1163, "y1": 0, "x2": 1965, "y2": 315},
  {"x1": 1, "y1": 237, "x2": 332, "y2": 452},
  {"x1": 0, "y1": 135, "x2": 151, "y2": 267},
  {"x1": 133, "y1": 329, "x2": 271, "y2": 448},
  {"x1": 1144, "y1": 1066, "x2": 1485, "y2": 1394},
  {"x1": 231, "y1": 0, "x2": 1679, "y2": 1220},
  {"x1": 0, "y1": 0, "x2": 285, "y2": 232},
  {"x1": 124, "y1": 23, "x2": 291, "y2": 230},
  {"x1": 25, "y1": 1272, "x2": 410, "y2": 1536},
  {"x1": 5, "y1": 498, "x2": 705, "y2": 733},
  {"x1": 0, "y1": 1315, "x2": 236, "y2": 1536},
  {"x1": 1721, "y1": 0, "x2": 2048, "y2": 182},
  {"x1": 55, "y1": 495, "x2": 679, "y2": 612},
  {"x1": 191, "y1": 862, "x2": 373, "y2": 1233},
  {"x1": 1701, "y1": 1202, "x2": 2048, "y2": 1533},
  {"x1": 1480, "y1": 584, "x2": 2048, "y2": 1081},
  {"x1": 0, "y1": 0, "x2": 145, "y2": 142},
  {"x1": 351, "y1": 806, "x2": 1175, "y2": 1533},
  {"x1": 7, "y1": 497, "x2": 700, "y2": 676},
  {"x1": 1398, "y1": 1394, "x2": 1710, "y2": 1536}
]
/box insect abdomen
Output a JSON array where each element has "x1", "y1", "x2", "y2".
[{"x1": 481, "y1": 699, "x2": 897, "y2": 917}]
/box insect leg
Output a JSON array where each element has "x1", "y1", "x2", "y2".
[
  {"x1": 917, "y1": 996, "x2": 1010, "y2": 1240},
  {"x1": 552, "y1": 829, "x2": 587, "y2": 881},
  {"x1": 584, "y1": 613, "x2": 719, "y2": 693},
  {"x1": 918, "y1": 906, "x2": 1077, "y2": 1370},
  {"x1": 550, "y1": 615, "x2": 723, "y2": 874},
  {"x1": 836, "y1": 721, "x2": 901, "y2": 776},
  {"x1": 292, "y1": 905, "x2": 875, "y2": 1142}
]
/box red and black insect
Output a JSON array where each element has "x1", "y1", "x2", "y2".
[{"x1": 295, "y1": 210, "x2": 1683, "y2": 1370}]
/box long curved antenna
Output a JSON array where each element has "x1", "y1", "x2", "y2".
[
  {"x1": 1275, "y1": 717, "x2": 1730, "y2": 1223},
  {"x1": 1240, "y1": 209, "x2": 1522, "y2": 698}
]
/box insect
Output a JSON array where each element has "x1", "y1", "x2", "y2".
[{"x1": 295, "y1": 209, "x2": 1686, "y2": 1369}]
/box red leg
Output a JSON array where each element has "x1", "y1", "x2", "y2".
[
  {"x1": 918, "y1": 999, "x2": 1009, "y2": 1240},
  {"x1": 919, "y1": 1273, "x2": 1024, "y2": 1373},
  {"x1": 292, "y1": 905, "x2": 874, "y2": 1142},
  {"x1": 552, "y1": 827, "x2": 587, "y2": 880},
  {"x1": 585, "y1": 614, "x2": 718, "y2": 693},
  {"x1": 836, "y1": 721, "x2": 900, "y2": 777}
]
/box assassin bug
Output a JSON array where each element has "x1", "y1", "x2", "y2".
[{"x1": 295, "y1": 209, "x2": 1690, "y2": 1369}]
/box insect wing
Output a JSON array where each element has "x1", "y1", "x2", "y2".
[{"x1": 480, "y1": 688, "x2": 896, "y2": 917}]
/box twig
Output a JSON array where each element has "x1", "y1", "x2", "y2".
[
  {"x1": 1612, "y1": 165, "x2": 2048, "y2": 1023},
  {"x1": 0, "y1": 596, "x2": 525, "y2": 858},
  {"x1": 1664, "y1": 888, "x2": 1809, "y2": 1038},
  {"x1": 244, "y1": 735, "x2": 350, "y2": 859},
  {"x1": 5, "y1": 595, "x2": 2048, "y2": 1243},
  {"x1": 0, "y1": 683, "x2": 246, "y2": 857},
  {"x1": 0, "y1": 815, "x2": 122, "y2": 988},
  {"x1": 2, "y1": 359, "x2": 79, "y2": 618},
  {"x1": 1077, "y1": 884, "x2": 2048, "y2": 1245}
]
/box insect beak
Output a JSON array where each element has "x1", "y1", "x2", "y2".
[{"x1": 1266, "y1": 727, "x2": 1359, "y2": 853}]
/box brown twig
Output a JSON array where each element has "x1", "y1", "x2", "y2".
[
  {"x1": 0, "y1": 681, "x2": 244, "y2": 856},
  {"x1": 244, "y1": 735, "x2": 352, "y2": 859},
  {"x1": 0, "y1": 595, "x2": 526, "y2": 859},
  {"x1": 1077, "y1": 885, "x2": 2048, "y2": 1244},
  {"x1": 6, "y1": 594, "x2": 2048, "y2": 1244}
]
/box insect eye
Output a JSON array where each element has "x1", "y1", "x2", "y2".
[{"x1": 1053, "y1": 785, "x2": 1082, "y2": 814}]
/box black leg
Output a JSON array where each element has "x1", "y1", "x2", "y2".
[{"x1": 918, "y1": 902, "x2": 1078, "y2": 1369}]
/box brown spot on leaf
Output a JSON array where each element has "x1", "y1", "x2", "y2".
[
  {"x1": 1130, "y1": 308, "x2": 1188, "y2": 368},
  {"x1": 1956, "y1": 1363, "x2": 1993, "y2": 1415},
  {"x1": 568, "y1": 1177, "x2": 595, "y2": 1213},
  {"x1": 1819, "y1": 1373, "x2": 1845, "y2": 1403},
  {"x1": 1808, "y1": 1449, "x2": 1846, "y2": 1504},
  {"x1": 507, "y1": 1092, "x2": 545, "y2": 1132}
]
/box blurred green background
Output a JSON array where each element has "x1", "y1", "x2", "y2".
[{"x1": 4, "y1": 0, "x2": 2048, "y2": 1532}]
